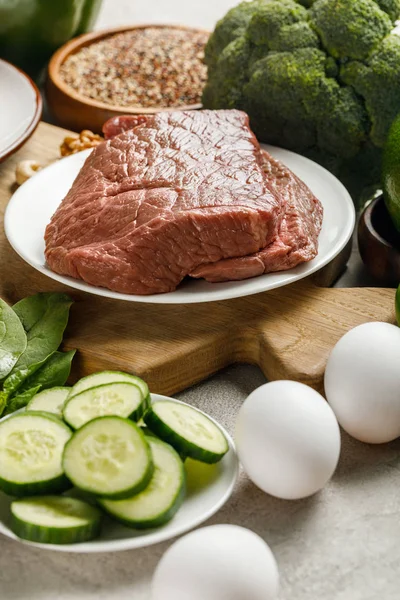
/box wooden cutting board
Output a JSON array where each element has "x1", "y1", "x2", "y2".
[{"x1": 0, "y1": 122, "x2": 395, "y2": 395}]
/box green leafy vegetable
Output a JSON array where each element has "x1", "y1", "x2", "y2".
[
  {"x1": 20, "y1": 350, "x2": 76, "y2": 393},
  {"x1": 0, "y1": 292, "x2": 76, "y2": 419},
  {"x1": 0, "y1": 299, "x2": 27, "y2": 381},
  {"x1": 4, "y1": 293, "x2": 73, "y2": 396},
  {"x1": 0, "y1": 391, "x2": 7, "y2": 417},
  {"x1": 3, "y1": 386, "x2": 42, "y2": 417},
  {"x1": 3, "y1": 353, "x2": 54, "y2": 397},
  {"x1": 13, "y1": 292, "x2": 72, "y2": 334}
]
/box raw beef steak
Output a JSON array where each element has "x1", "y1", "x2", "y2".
[
  {"x1": 45, "y1": 110, "x2": 283, "y2": 294},
  {"x1": 190, "y1": 153, "x2": 323, "y2": 282},
  {"x1": 45, "y1": 110, "x2": 322, "y2": 295}
]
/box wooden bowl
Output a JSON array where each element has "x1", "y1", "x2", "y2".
[
  {"x1": 46, "y1": 24, "x2": 208, "y2": 133},
  {"x1": 358, "y1": 194, "x2": 400, "y2": 284}
]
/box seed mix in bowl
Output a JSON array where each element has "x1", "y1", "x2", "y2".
[{"x1": 59, "y1": 27, "x2": 209, "y2": 109}]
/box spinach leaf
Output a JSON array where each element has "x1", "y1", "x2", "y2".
[
  {"x1": 5, "y1": 293, "x2": 73, "y2": 395},
  {"x1": 13, "y1": 292, "x2": 72, "y2": 333},
  {"x1": 3, "y1": 353, "x2": 54, "y2": 396},
  {"x1": 0, "y1": 298, "x2": 27, "y2": 380},
  {"x1": 20, "y1": 350, "x2": 76, "y2": 392},
  {"x1": 0, "y1": 391, "x2": 8, "y2": 417},
  {"x1": 3, "y1": 386, "x2": 41, "y2": 417}
]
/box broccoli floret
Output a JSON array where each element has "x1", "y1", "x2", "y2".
[
  {"x1": 204, "y1": 0, "x2": 264, "y2": 69},
  {"x1": 341, "y1": 36, "x2": 400, "y2": 147},
  {"x1": 245, "y1": 48, "x2": 367, "y2": 157},
  {"x1": 317, "y1": 87, "x2": 369, "y2": 158},
  {"x1": 376, "y1": 0, "x2": 400, "y2": 22},
  {"x1": 269, "y1": 22, "x2": 320, "y2": 51},
  {"x1": 245, "y1": 49, "x2": 318, "y2": 149},
  {"x1": 246, "y1": 1, "x2": 320, "y2": 50},
  {"x1": 246, "y1": 0, "x2": 308, "y2": 45},
  {"x1": 202, "y1": 36, "x2": 252, "y2": 109},
  {"x1": 309, "y1": 0, "x2": 392, "y2": 60}
]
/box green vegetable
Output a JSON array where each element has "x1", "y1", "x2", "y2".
[
  {"x1": 0, "y1": 292, "x2": 76, "y2": 418},
  {"x1": 3, "y1": 354, "x2": 53, "y2": 399},
  {"x1": 62, "y1": 416, "x2": 154, "y2": 499},
  {"x1": 63, "y1": 382, "x2": 147, "y2": 429},
  {"x1": 3, "y1": 386, "x2": 42, "y2": 417},
  {"x1": 0, "y1": 392, "x2": 7, "y2": 417},
  {"x1": 0, "y1": 0, "x2": 103, "y2": 79},
  {"x1": 203, "y1": 0, "x2": 400, "y2": 204},
  {"x1": 382, "y1": 110, "x2": 400, "y2": 232},
  {"x1": 19, "y1": 350, "x2": 76, "y2": 393},
  {"x1": 67, "y1": 370, "x2": 149, "y2": 401},
  {"x1": 0, "y1": 299, "x2": 27, "y2": 381},
  {"x1": 144, "y1": 401, "x2": 229, "y2": 464},
  {"x1": 0, "y1": 411, "x2": 72, "y2": 496},
  {"x1": 27, "y1": 387, "x2": 71, "y2": 418},
  {"x1": 10, "y1": 496, "x2": 102, "y2": 545},
  {"x1": 310, "y1": 0, "x2": 392, "y2": 60},
  {"x1": 100, "y1": 436, "x2": 185, "y2": 529},
  {"x1": 4, "y1": 293, "x2": 73, "y2": 396},
  {"x1": 13, "y1": 292, "x2": 72, "y2": 334}
]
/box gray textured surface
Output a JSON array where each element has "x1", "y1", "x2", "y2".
[{"x1": 1, "y1": 1, "x2": 398, "y2": 598}]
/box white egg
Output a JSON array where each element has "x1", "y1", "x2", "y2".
[
  {"x1": 325, "y1": 321, "x2": 400, "y2": 444},
  {"x1": 151, "y1": 525, "x2": 279, "y2": 600},
  {"x1": 235, "y1": 380, "x2": 340, "y2": 499}
]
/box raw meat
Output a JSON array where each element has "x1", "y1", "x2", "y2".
[
  {"x1": 190, "y1": 153, "x2": 323, "y2": 282},
  {"x1": 45, "y1": 110, "x2": 322, "y2": 295}
]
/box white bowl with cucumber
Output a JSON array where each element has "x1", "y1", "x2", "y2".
[{"x1": 0, "y1": 371, "x2": 238, "y2": 553}]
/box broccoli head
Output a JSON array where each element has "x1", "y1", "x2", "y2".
[
  {"x1": 203, "y1": 0, "x2": 400, "y2": 203},
  {"x1": 245, "y1": 48, "x2": 367, "y2": 157}
]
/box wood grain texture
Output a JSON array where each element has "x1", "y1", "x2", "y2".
[{"x1": 0, "y1": 122, "x2": 395, "y2": 396}]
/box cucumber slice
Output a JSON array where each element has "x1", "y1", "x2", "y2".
[
  {"x1": 100, "y1": 436, "x2": 185, "y2": 529},
  {"x1": 11, "y1": 496, "x2": 102, "y2": 544},
  {"x1": 63, "y1": 416, "x2": 153, "y2": 499},
  {"x1": 63, "y1": 382, "x2": 146, "y2": 429},
  {"x1": 0, "y1": 411, "x2": 72, "y2": 496},
  {"x1": 144, "y1": 401, "x2": 229, "y2": 464},
  {"x1": 27, "y1": 387, "x2": 71, "y2": 418},
  {"x1": 68, "y1": 371, "x2": 149, "y2": 401}
]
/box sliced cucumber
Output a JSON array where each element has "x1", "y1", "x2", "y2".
[
  {"x1": 63, "y1": 416, "x2": 153, "y2": 499},
  {"x1": 68, "y1": 371, "x2": 149, "y2": 401},
  {"x1": 140, "y1": 426, "x2": 159, "y2": 439},
  {"x1": 144, "y1": 401, "x2": 229, "y2": 464},
  {"x1": 100, "y1": 436, "x2": 185, "y2": 529},
  {"x1": 63, "y1": 382, "x2": 147, "y2": 429},
  {"x1": 0, "y1": 411, "x2": 72, "y2": 496},
  {"x1": 27, "y1": 387, "x2": 71, "y2": 418},
  {"x1": 11, "y1": 496, "x2": 102, "y2": 544}
]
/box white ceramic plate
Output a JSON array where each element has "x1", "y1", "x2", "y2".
[
  {"x1": 4, "y1": 145, "x2": 355, "y2": 303},
  {"x1": 0, "y1": 394, "x2": 238, "y2": 553},
  {"x1": 0, "y1": 59, "x2": 42, "y2": 162}
]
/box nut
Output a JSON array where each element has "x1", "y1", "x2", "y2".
[
  {"x1": 60, "y1": 130, "x2": 104, "y2": 157},
  {"x1": 15, "y1": 160, "x2": 42, "y2": 186}
]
